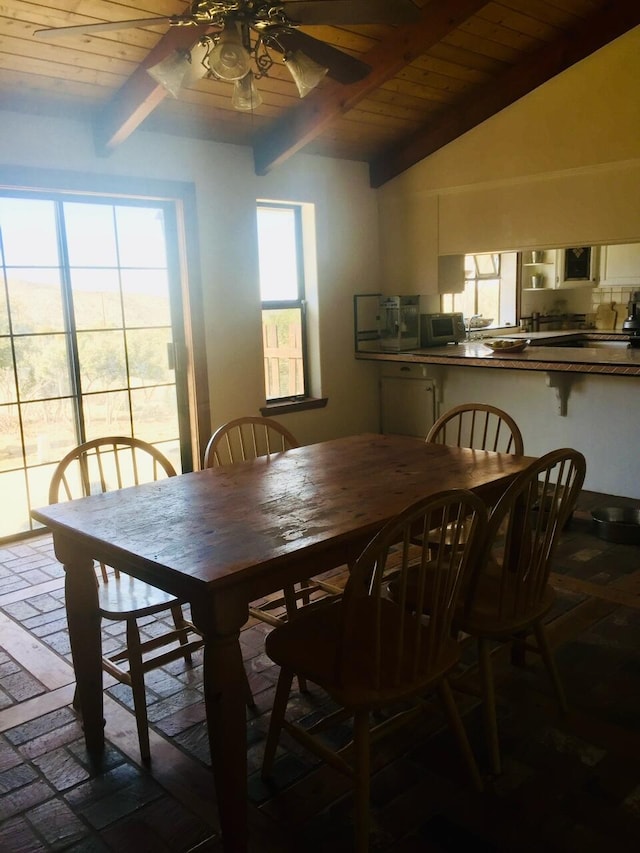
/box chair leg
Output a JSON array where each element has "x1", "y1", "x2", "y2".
[
  {"x1": 170, "y1": 603, "x2": 193, "y2": 666},
  {"x1": 262, "y1": 667, "x2": 295, "y2": 778},
  {"x1": 533, "y1": 621, "x2": 568, "y2": 714},
  {"x1": 352, "y1": 710, "x2": 371, "y2": 853},
  {"x1": 437, "y1": 678, "x2": 483, "y2": 792},
  {"x1": 478, "y1": 636, "x2": 501, "y2": 776},
  {"x1": 126, "y1": 617, "x2": 151, "y2": 763},
  {"x1": 282, "y1": 586, "x2": 307, "y2": 693}
]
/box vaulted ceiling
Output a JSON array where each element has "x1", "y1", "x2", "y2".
[{"x1": 2, "y1": 1, "x2": 638, "y2": 187}]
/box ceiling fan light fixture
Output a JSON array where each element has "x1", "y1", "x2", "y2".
[
  {"x1": 208, "y1": 21, "x2": 251, "y2": 82},
  {"x1": 284, "y1": 50, "x2": 328, "y2": 98},
  {"x1": 147, "y1": 49, "x2": 194, "y2": 98},
  {"x1": 232, "y1": 71, "x2": 263, "y2": 111}
]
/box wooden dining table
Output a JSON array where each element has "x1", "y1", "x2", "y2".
[{"x1": 32, "y1": 432, "x2": 534, "y2": 852}]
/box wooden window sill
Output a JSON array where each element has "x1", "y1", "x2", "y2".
[{"x1": 260, "y1": 397, "x2": 328, "y2": 416}]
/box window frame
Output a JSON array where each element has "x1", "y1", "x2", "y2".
[
  {"x1": 257, "y1": 201, "x2": 310, "y2": 404},
  {"x1": 442, "y1": 252, "x2": 517, "y2": 329}
]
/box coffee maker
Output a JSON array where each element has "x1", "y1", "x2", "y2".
[{"x1": 622, "y1": 290, "x2": 640, "y2": 347}]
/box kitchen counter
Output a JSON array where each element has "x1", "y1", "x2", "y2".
[{"x1": 355, "y1": 331, "x2": 640, "y2": 376}]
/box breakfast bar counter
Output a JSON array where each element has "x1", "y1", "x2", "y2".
[{"x1": 355, "y1": 331, "x2": 640, "y2": 377}]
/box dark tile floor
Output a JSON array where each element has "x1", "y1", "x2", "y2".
[{"x1": 1, "y1": 490, "x2": 640, "y2": 852}]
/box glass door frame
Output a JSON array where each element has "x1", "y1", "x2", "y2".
[{"x1": 0, "y1": 166, "x2": 210, "y2": 540}]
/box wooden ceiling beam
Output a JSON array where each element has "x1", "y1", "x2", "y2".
[
  {"x1": 369, "y1": 0, "x2": 640, "y2": 187},
  {"x1": 93, "y1": 24, "x2": 210, "y2": 156},
  {"x1": 252, "y1": 0, "x2": 491, "y2": 175}
]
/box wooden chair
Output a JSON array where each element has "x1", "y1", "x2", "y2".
[
  {"x1": 204, "y1": 417, "x2": 342, "y2": 634},
  {"x1": 456, "y1": 447, "x2": 586, "y2": 775},
  {"x1": 424, "y1": 403, "x2": 524, "y2": 552},
  {"x1": 426, "y1": 402, "x2": 524, "y2": 455},
  {"x1": 49, "y1": 436, "x2": 204, "y2": 763},
  {"x1": 203, "y1": 415, "x2": 300, "y2": 469},
  {"x1": 262, "y1": 489, "x2": 489, "y2": 852}
]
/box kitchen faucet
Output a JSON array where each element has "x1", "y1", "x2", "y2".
[{"x1": 466, "y1": 314, "x2": 482, "y2": 340}]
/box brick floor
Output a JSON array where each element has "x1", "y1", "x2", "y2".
[{"x1": 1, "y1": 491, "x2": 640, "y2": 851}]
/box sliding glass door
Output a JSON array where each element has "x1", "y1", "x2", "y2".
[{"x1": 0, "y1": 191, "x2": 191, "y2": 540}]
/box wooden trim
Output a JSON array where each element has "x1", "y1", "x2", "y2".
[
  {"x1": 93, "y1": 24, "x2": 211, "y2": 156},
  {"x1": 252, "y1": 0, "x2": 491, "y2": 175},
  {"x1": 260, "y1": 396, "x2": 328, "y2": 416}
]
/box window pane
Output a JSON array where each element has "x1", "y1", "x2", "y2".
[
  {"x1": 83, "y1": 390, "x2": 131, "y2": 439},
  {"x1": 477, "y1": 279, "x2": 500, "y2": 320},
  {"x1": 27, "y1": 462, "x2": 60, "y2": 519},
  {"x1": 257, "y1": 207, "x2": 299, "y2": 301},
  {"x1": 20, "y1": 398, "x2": 76, "y2": 466},
  {"x1": 77, "y1": 330, "x2": 127, "y2": 393},
  {"x1": 0, "y1": 404, "x2": 21, "y2": 470},
  {"x1": 14, "y1": 335, "x2": 72, "y2": 400},
  {"x1": 0, "y1": 470, "x2": 29, "y2": 537},
  {"x1": 126, "y1": 328, "x2": 173, "y2": 387},
  {"x1": 7, "y1": 269, "x2": 65, "y2": 333},
  {"x1": 131, "y1": 386, "x2": 179, "y2": 442},
  {"x1": 475, "y1": 254, "x2": 500, "y2": 276},
  {"x1": 0, "y1": 341, "x2": 17, "y2": 404},
  {"x1": 116, "y1": 206, "x2": 168, "y2": 268},
  {"x1": 0, "y1": 278, "x2": 9, "y2": 336},
  {"x1": 64, "y1": 202, "x2": 118, "y2": 267},
  {"x1": 121, "y1": 269, "x2": 171, "y2": 327},
  {"x1": 71, "y1": 269, "x2": 123, "y2": 330},
  {"x1": 0, "y1": 198, "x2": 60, "y2": 266},
  {"x1": 262, "y1": 308, "x2": 304, "y2": 399}
]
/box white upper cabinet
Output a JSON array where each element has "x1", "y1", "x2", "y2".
[{"x1": 598, "y1": 243, "x2": 640, "y2": 286}]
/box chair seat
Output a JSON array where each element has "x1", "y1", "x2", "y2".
[
  {"x1": 97, "y1": 574, "x2": 185, "y2": 620},
  {"x1": 265, "y1": 598, "x2": 461, "y2": 710},
  {"x1": 458, "y1": 576, "x2": 556, "y2": 639}
]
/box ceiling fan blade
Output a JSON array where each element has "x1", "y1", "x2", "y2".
[
  {"x1": 33, "y1": 16, "x2": 177, "y2": 40},
  {"x1": 282, "y1": 0, "x2": 420, "y2": 26},
  {"x1": 272, "y1": 29, "x2": 371, "y2": 84}
]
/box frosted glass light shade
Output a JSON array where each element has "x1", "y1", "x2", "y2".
[
  {"x1": 285, "y1": 50, "x2": 328, "y2": 98},
  {"x1": 208, "y1": 22, "x2": 251, "y2": 81},
  {"x1": 232, "y1": 72, "x2": 263, "y2": 111},
  {"x1": 147, "y1": 49, "x2": 193, "y2": 98}
]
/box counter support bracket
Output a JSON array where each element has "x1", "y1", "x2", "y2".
[{"x1": 545, "y1": 372, "x2": 573, "y2": 416}]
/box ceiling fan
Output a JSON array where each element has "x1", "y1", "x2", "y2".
[{"x1": 34, "y1": 1, "x2": 421, "y2": 110}]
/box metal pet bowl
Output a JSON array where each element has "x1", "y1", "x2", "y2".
[{"x1": 591, "y1": 507, "x2": 640, "y2": 544}]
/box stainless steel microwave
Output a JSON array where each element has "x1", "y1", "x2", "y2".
[{"x1": 420, "y1": 312, "x2": 465, "y2": 347}]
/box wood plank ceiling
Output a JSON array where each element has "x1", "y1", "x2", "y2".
[{"x1": 1, "y1": 1, "x2": 638, "y2": 187}]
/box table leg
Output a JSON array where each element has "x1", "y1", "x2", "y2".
[
  {"x1": 192, "y1": 602, "x2": 249, "y2": 853},
  {"x1": 63, "y1": 552, "x2": 104, "y2": 754}
]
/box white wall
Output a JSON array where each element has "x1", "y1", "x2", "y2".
[{"x1": 0, "y1": 111, "x2": 383, "y2": 451}]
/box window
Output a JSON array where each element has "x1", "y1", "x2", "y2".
[
  {"x1": 257, "y1": 203, "x2": 308, "y2": 401},
  {"x1": 441, "y1": 252, "x2": 517, "y2": 328},
  {"x1": 0, "y1": 188, "x2": 197, "y2": 540}
]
